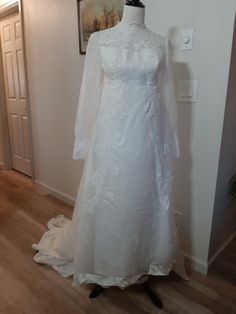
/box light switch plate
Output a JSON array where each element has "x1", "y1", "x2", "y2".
[
  {"x1": 181, "y1": 28, "x2": 194, "y2": 50},
  {"x1": 177, "y1": 80, "x2": 198, "y2": 103}
]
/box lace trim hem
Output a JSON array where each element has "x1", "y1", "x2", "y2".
[{"x1": 72, "y1": 263, "x2": 174, "y2": 289}]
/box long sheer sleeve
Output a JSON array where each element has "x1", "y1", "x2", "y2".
[
  {"x1": 73, "y1": 33, "x2": 104, "y2": 160},
  {"x1": 159, "y1": 38, "x2": 180, "y2": 159}
]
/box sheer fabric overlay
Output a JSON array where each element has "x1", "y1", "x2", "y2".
[{"x1": 33, "y1": 22, "x2": 188, "y2": 288}]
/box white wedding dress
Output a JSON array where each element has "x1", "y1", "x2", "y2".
[{"x1": 33, "y1": 21, "x2": 188, "y2": 288}]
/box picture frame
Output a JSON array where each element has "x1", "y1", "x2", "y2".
[{"x1": 77, "y1": 0, "x2": 124, "y2": 55}]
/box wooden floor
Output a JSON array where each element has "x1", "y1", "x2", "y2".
[{"x1": 0, "y1": 169, "x2": 235, "y2": 314}]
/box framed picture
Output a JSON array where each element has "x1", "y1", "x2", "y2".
[{"x1": 77, "y1": 0, "x2": 124, "y2": 54}]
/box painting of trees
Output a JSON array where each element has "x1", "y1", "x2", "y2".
[{"x1": 78, "y1": 0, "x2": 124, "y2": 54}]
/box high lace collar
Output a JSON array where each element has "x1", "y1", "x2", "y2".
[{"x1": 117, "y1": 20, "x2": 147, "y2": 29}]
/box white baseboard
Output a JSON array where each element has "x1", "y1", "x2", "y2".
[
  {"x1": 182, "y1": 251, "x2": 208, "y2": 275},
  {"x1": 0, "y1": 162, "x2": 5, "y2": 170},
  {"x1": 182, "y1": 230, "x2": 236, "y2": 276},
  {"x1": 34, "y1": 180, "x2": 76, "y2": 206},
  {"x1": 208, "y1": 230, "x2": 236, "y2": 267}
]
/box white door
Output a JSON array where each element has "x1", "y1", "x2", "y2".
[{"x1": 0, "y1": 12, "x2": 32, "y2": 176}]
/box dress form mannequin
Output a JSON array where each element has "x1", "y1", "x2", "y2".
[
  {"x1": 122, "y1": 2, "x2": 145, "y2": 25},
  {"x1": 89, "y1": 2, "x2": 163, "y2": 309}
]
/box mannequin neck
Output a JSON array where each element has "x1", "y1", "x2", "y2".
[{"x1": 121, "y1": 5, "x2": 145, "y2": 25}]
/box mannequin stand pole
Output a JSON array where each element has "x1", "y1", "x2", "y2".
[{"x1": 89, "y1": 282, "x2": 163, "y2": 309}]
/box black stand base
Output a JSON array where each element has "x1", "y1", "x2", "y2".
[
  {"x1": 89, "y1": 282, "x2": 163, "y2": 309},
  {"x1": 89, "y1": 285, "x2": 106, "y2": 299},
  {"x1": 142, "y1": 282, "x2": 163, "y2": 308}
]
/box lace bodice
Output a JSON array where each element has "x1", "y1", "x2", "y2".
[
  {"x1": 73, "y1": 22, "x2": 179, "y2": 160},
  {"x1": 96, "y1": 22, "x2": 166, "y2": 85}
]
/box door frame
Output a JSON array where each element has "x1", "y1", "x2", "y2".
[{"x1": 0, "y1": 0, "x2": 35, "y2": 180}]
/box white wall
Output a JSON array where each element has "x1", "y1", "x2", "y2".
[
  {"x1": 22, "y1": 0, "x2": 236, "y2": 273},
  {"x1": 22, "y1": 0, "x2": 84, "y2": 201},
  {"x1": 143, "y1": 0, "x2": 236, "y2": 271}
]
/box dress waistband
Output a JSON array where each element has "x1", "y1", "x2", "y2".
[{"x1": 103, "y1": 78, "x2": 158, "y2": 87}]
